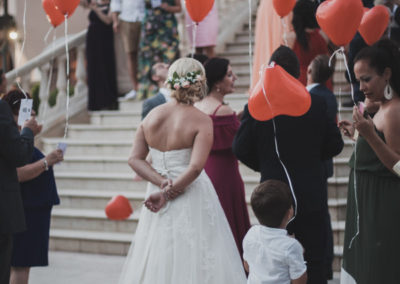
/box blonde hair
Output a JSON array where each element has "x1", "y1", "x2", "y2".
[{"x1": 167, "y1": 58, "x2": 207, "y2": 105}]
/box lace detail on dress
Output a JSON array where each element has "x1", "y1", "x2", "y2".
[
  {"x1": 174, "y1": 202, "x2": 196, "y2": 248},
  {"x1": 201, "y1": 236, "x2": 217, "y2": 283}
]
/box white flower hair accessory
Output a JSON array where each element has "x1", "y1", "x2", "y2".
[{"x1": 166, "y1": 71, "x2": 202, "y2": 90}]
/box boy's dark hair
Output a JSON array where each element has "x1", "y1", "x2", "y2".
[{"x1": 251, "y1": 180, "x2": 292, "y2": 228}]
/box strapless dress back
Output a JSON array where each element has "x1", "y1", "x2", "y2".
[{"x1": 118, "y1": 148, "x2": 247, "y2": 284}]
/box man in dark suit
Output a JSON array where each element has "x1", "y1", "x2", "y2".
[
  {"x1": 233, "y1": 46, "x2": 343, "y2": 284},
  {"x1": 141, "y1": 62, "x2": 170, "y2": 120},
  {"x1": 0, "y1": 99, "x2": 41, "y2": 283}
]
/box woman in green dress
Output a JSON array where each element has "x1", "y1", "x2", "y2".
[
  {"x1": 138, "y1": 0, "x2": 181, "y2": 99},
  {"x1": 339, "y1": 39, "x2": 400, "y2": 283}
]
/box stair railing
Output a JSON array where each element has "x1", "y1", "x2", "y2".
[{"x1": 5, "y1": 29, "x2": 88, "y2": 134}]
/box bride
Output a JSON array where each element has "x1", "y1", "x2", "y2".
[{"x1": 119, "y1": 58, "x2": 247, "y2": 284}]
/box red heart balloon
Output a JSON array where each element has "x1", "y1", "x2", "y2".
[
  {"x1": 359, "y1": 5, "x2": 390, "y2": 46},
  {"x1": 248, "y1": 63, "x2": 311, "y2": 121},
  {"x1": 105, "y1": 195, "x2": 133, "y2": 220},
  {"x1": 42, "y1": 0, "x2": 65, "y2": 28},
  {"x1": 316, "y1": 0, "x2": 364, "y2": 46},
  {"x1": 53, "y1": 0, "x2": 80, "y2": 16},
  {"x1": 186, "y1": 0, "x2": 214, "y2": 23},
  {"x1": 272, "y1": 0, "x2": 296, "y2": 18}
]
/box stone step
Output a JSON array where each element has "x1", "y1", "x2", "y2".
[
  {"x1": 327, "y1": 177, "x2": 349, "y2": 200},
  {"x1": 52, "y1": 171, "x2": 349, "y2": 206},
  {"x1": 71, "y1": 110, "x2": 353, "y2": 141},
  {"x1": 226, "y1": 42, "x2": 255, "y2": 53},
  {"x1": 49, "y1": 228, "x2": 133, "y2": 255},
  {"x1": 328, "y1": 198, "x2": 347, "y2": 223},
  {"x1": 56, "y1": 155, "x2": 261, "y2": 178},
  {"x1": 42, "y1": 139, "x2": 133, "y2": 156},
  {"x1": 51, "y1": 208, "x2": 139, "y2": 234},
  {"x1": 44, "y1": 138, "x2": 353, "y2": 178},
  {"x1": 333, "y1": 245, "x2": 343, "y2": 273},
  {"x1": 90, "y1": 110, "x2": 142, "y2": 126},
  {"x1": 57, "y1": 189, "x2": 145, "y2": 210},
  {"x1": 50, "y1": 232, "x2": 344, "y2": 267},
  {"x1": 333, "y1": 157, "x2": 350, "y2": 178},
  {"x1": 338, "y1": 139, "x2": 354, "y2": 159},
  {"x1": 57, "y1": 154, "x2": 350, "y2": 179},
  {"x1": 68, "y1": 124, "x2": 137, "y2": 140},
  {"x1": 58, "y1": 183, "x2": 347, "y2": 222}
]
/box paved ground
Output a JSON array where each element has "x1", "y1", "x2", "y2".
[{"x1": 30, "y1": 251, "x2": 340, "y2": 284}]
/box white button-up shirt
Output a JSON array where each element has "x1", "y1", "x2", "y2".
[
  {"x1": 243, "y1": 225, "x2": 307, "y2": 284},
  {"x1": 159, "y1": 88, "x2": 171, "y2": 102},
  {"x1": 110, "y1": 0, "x2": 145, "y2": 23}
]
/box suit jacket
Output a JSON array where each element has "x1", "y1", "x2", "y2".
[
  {"x1": 232, "y1": 94, "x2": 343, "y2": 214},
  {"x1": 141, "y1": 92, "x2": 166, "y2": 120},
  {"x1": 0, "y1": 100, "x2": 34, "y2": 233},
  {"x1": 309, "y1": 83, "x2": 338, "y2": 178}
]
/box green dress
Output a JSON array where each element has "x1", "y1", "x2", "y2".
[
  {"x1": 342, "y1": 130, "x2": 400, "y2": 283},
  {"x1": 138, "y1": 0, "x2": 180, "y2": 99}
]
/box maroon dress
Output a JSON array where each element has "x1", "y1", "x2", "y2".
[{"x1": 204, "y1": 104, "x2": 251, "y2": 256}]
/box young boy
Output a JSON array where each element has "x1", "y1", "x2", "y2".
[{"x1": 243, "y1": 180, "x2": 307, "y2": 284}]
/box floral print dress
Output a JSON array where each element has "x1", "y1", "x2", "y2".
[{"x1": 138, "y1": 0, "x2": 180, "y2": 99}]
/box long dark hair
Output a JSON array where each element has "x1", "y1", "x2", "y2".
[
  {"x1": 292, "y1": 0, "x2": 319, "y2": 51},
  {"x1": 354, "y1": 39, "x2": 400, "y2": 95}
]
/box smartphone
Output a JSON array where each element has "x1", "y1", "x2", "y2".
[{"x1": 358, "y1": 102, "x2": 365, "y2": 115}]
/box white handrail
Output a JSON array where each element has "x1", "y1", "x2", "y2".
[
  {"x1": 5, "y1": 29, "x2": 88, "y2": 134},
  {"x1": 6, "y1": 30, "x2": 87, "y2": 83}
]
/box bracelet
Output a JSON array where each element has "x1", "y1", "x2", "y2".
[
  {"x1": 43, "y1": 159, "x2": 49, "y2": 171},
  {"x1": 393, "y1": 161, "x2": 400, "y2": 177},
  {"x1": 162, "y1": 189, "x2": 170, "y2": 201}
]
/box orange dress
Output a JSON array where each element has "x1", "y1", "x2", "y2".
[{"x1": 251, "y1": 0, "x2": 292, "y2": 90}]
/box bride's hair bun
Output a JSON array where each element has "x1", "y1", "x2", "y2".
[{"x1": 166, "y1": 58, "x2": 207, "y2": 105}]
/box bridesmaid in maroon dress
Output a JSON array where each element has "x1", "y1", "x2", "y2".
[{"x1": 195, "y1": 57, "x2": 250, "y2": 256}]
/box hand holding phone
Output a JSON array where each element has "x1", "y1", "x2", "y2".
[{"x1": 358, "y1": 102, "x2": 365, "y2": 115}]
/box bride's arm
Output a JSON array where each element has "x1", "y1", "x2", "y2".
[
  {"x1": 128, "y1": 124, "x2": 167, "y2": 187},
  {"x1": 166, "y1": 118, "x2": 213, "y2": 198}
]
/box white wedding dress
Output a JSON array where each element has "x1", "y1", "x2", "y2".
[{"x1": 119, "y1": 148, "x2": 247, "y2": 284}]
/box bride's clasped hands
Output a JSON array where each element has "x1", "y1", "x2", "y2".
[{"x1": 144, "y1": 178, "x2": 183, "y2": 212}]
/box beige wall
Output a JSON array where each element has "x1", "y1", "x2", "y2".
[{"x1": 11, "y1": 0, "x2": 89, "y2": 64}]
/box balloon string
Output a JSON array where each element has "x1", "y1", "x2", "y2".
[
  {"x1": 42, "y1": 30, "x2": 57, "y2": 125},
  {"x1": 44, "y1": 26, "x2": 53, "y2": 44},
  {"x1": 336, "y1": 53, "x2": 343, "y2": 123},
  {"x1": 15, "y1": 0, "x2": 28, "y2": 98},
  {"x1": 63, "y1": 14, "x2": 70, "y2": 140},
  {"x1": 281, "y1": 17, "x2": 288, "y2": 47},
  {"x1": 248, "y1": 0, "x2": 253, "y2": 84},
  {"x1": 190, "y1": 23, "x2": 198, "y2": 57},
  {"x1": 259, "y1": 63, "x2": 298, "y2": 220},
  {"x1": 329, "y1": 47, "x2": 359, "y2": 248}
]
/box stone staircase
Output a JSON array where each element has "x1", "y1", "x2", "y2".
[{"x1": 41, "y1": 10, "x2": 353, "y2": 274}]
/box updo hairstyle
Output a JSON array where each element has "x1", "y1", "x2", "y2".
[
  {"x1": 354, "y1": 39, "x2": 400, "y2": 95},
  {"x1": 167, "y1": 58, "x2": 207, "y2": 105}
]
